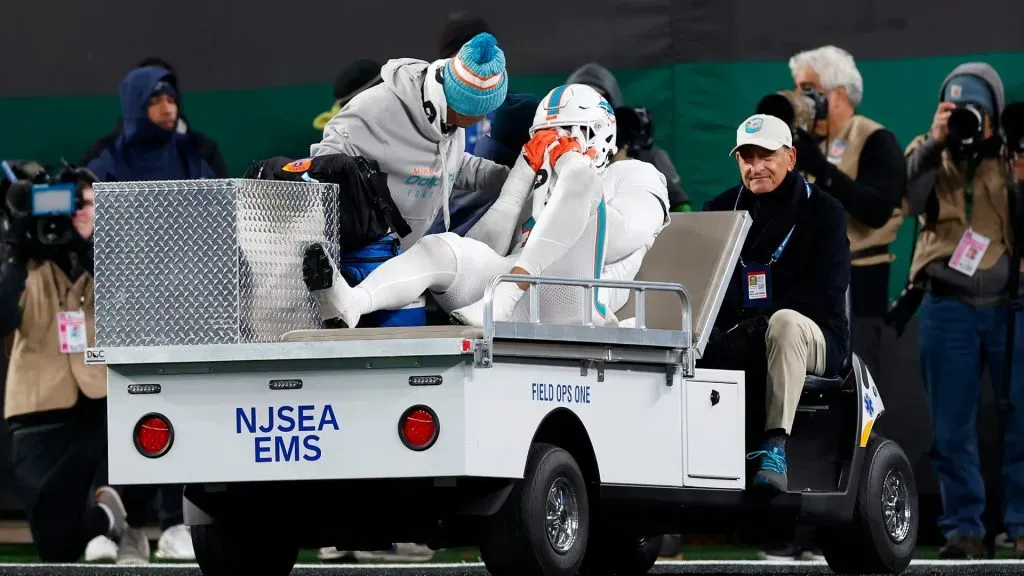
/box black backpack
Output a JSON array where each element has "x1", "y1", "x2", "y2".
[{"x1": 244, "y1": 154, "x2": 411, "y2": 254}]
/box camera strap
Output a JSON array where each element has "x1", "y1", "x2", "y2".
[
  {"x1": 961, "y1": 159, "x2": 977, "y2": 222},
  {"x1": 734, "y1": 179, "x2": 812, "y2": 310},
  {"x1": 44, "y1": 258, "x2": 85, "y2": 310}
]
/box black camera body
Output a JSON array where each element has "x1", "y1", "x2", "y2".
[
  {"x1": 1, "y1": 160, "x2": 95, "y2": 258},
  {"x1": 947, "y1": 102, "x2": 987, "y2": 150},
  {"x1": 614, "y1": 106, "x2": 655, "y2": 153},
  {"x1": 756, "y1": 86, "x2": 829, "y2": 133}
]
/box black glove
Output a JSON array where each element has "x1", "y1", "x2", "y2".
[{"x1": 793, "y1": 128, "x2": 832, "y2": 181}]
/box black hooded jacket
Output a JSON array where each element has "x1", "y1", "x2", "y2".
[{"x1": 704, "y1": 171, "x2": 852, "y2": 376}]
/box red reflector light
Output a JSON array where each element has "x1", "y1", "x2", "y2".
[
  {"x1": 134, "y1": 414, "x2": 174, "y2": 458},
  {"x1": 398, "y1": 406, "x2": 439, "y2": 451}
]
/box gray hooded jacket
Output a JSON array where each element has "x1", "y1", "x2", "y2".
[
  {"x1": 907, "y1": 62, "x2": 1006, "y2": 193},
  {"x1": 311, "y1": 58, "x2": 509, "y2": 249}
]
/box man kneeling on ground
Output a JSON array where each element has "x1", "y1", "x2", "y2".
[{"x1": 700, "y1": 114, "x2": 851, "y2": 492}]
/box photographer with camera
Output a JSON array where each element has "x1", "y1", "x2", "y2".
[
  {"x1": 900, "y1": 63, "x2": 1024, "y2": 560},
  {"x1": 1, "y1": 160, "x2": 130, "y2": 563},
  {"x1": 785, "y1": 46, "x2": 906, "y2": 378}
]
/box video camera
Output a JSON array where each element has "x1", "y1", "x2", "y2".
[
  {"x1": 1, "y1": 159, "x2": 96, "y2": 255},
  {"x1": 756, "y1": 86, "x2": 829, "y2": 134},
  {"x1": 614, "y1": 106, "x2": 655, "y2": 153}
]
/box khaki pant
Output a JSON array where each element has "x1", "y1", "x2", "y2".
[{"x1": 764, "y1": 309, "x2": 827, "y2": 434}]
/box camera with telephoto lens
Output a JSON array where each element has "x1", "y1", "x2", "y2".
[
  {"x1": 756, "y1": 86, "x2": 829, "y2": 133},
  {"x1": 614, "y1": 106, "x2": 655, "y2": 152},
  {"x1": 947, "y1": 102, "x2": 988, "y2": 151},
  {"x1": 1, "y1": 159, "x2": 95, "y2": 257}
]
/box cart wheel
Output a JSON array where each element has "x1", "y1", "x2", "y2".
[
  {"x1": 823, "y1": 434, "x2": 918, "y2": 575},
  {"x1": 579, "y1": 533, "x2": 661, "y2": 575},
  {"x1": 192, "y1": 522, "x2": 298, "y2": 576},
  {"x1": 480, "y1": 442, "x2": 590, "y2": 576}
]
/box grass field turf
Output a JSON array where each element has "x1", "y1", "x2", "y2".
[{"x1": 0, "y1": 544, "x2": 1018, "y2": 564}]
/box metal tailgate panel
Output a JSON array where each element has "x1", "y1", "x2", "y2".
[{"x1": 106, "y1": 356, "x2": 469, "y2": 485}]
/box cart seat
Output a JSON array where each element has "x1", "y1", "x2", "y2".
[
  {"x1": 801, "y1": 285, "x2": 854, "y2": 394},
  {"x1": 281, "y1": 325, "x2": 484, "y2": 342},
  {"x1": 802, "y1": 374, "x2": 846, "y2": 392}
]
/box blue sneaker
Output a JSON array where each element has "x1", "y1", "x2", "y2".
[{"x1": 746, "y1": 443, "x2": 788, "y2": 492}]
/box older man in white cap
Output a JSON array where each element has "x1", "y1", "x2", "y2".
[{"x1": 699, "y1": 113, "x2": 851, "y2": 492}]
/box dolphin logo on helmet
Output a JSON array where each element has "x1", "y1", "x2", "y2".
[{"x1": 531, "y1": 84, "x2": 618, "y2": 173}]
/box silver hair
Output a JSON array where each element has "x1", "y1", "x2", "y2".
[{"x1": 789, "y1": 45, "x2": 864, "y2": 108}]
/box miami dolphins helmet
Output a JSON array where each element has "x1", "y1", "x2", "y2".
[{"x1": 531, "y1": 83, "x2": 618, "y2": 173}]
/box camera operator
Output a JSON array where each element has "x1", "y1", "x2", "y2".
[
  {"x1": 901, "y1": 63, "x2": 1024, "y2": 560},
  {"x1": 786, "y1": 46, "x2": 906, "y2": 379},
  {"x1": 566, "y1": 63, "x2": 690, "y2": 211},
  {"x1": 0, "y1": 161, "x2": 130, "y2": 563}
]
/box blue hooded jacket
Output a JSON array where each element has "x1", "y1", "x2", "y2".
[{"x1": 87, "y1": 66, "x2": 215, "y2": 182}]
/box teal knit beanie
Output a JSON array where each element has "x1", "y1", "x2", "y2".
[{"x1": 443, "y1": 32, "x2": 508, "y2": 118}]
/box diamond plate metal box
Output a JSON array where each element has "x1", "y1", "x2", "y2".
[{"x1": 92, "y1": 179, "x2": 340, "y2": 347}]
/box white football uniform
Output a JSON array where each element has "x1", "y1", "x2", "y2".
[
  {"x1": 433, "y1": 152, "x2": 608, "y2": 325},
  {"x1": 596, "y1": 159, "x2": 671, "y2": 313},
  {"x1": 435, "y1": 157, "x2": 668, "y2": 325},
  {"x1": 310, "y1": 155, "x2": 668, "y2": 329}
]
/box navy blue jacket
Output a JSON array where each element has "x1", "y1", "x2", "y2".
[
  {"x1": 87, "y1": 67, "x2": 215, "y2": 182},
  {"x1": 704, "y1": 171, "x2": 851, "y2": 376}
]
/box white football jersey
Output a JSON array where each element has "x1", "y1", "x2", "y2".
[{"x1": 597, "y1": 159, "x2": 671, "y2": 314}]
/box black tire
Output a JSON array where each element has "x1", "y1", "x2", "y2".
[
  {"x1": 192, "y1": 522, "x2": 299, "y2": 576},
  {"x1": 479, "y1": 442, "x2": 590, "y2": 576},
  {"x1": 579, "y1": 533, "x2": 661, "y2": 576},
  {"x1": 823, "y1": 434, "x2": 918, "y2": 575}
]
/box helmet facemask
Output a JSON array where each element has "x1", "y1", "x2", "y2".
[{"x1": 530, "y1": 84, "x2": 619, "y2": 175}]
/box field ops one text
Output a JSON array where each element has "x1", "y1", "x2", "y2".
[
  {"x1": 235, "y1": 404, "x2": 339, "y2": 463},
  {"x1": 531, "y1": 383, "x2": 591, "y2": 405}
]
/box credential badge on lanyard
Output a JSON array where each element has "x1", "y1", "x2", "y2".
[{"x1": 734, "y1": 178, "x2": 812, "y2": 309}]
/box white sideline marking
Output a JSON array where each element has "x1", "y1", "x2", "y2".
[
  {"x1": 0, "y1": 559, "x2": 1021, "y2": 569},
  {"x1": 657, "y1": 559, "x2": 1024, "y2": 566}
]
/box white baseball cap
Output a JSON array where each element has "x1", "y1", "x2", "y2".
[{"x1": 728, "y1": 114, "x2": 792, "y2": 156}]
